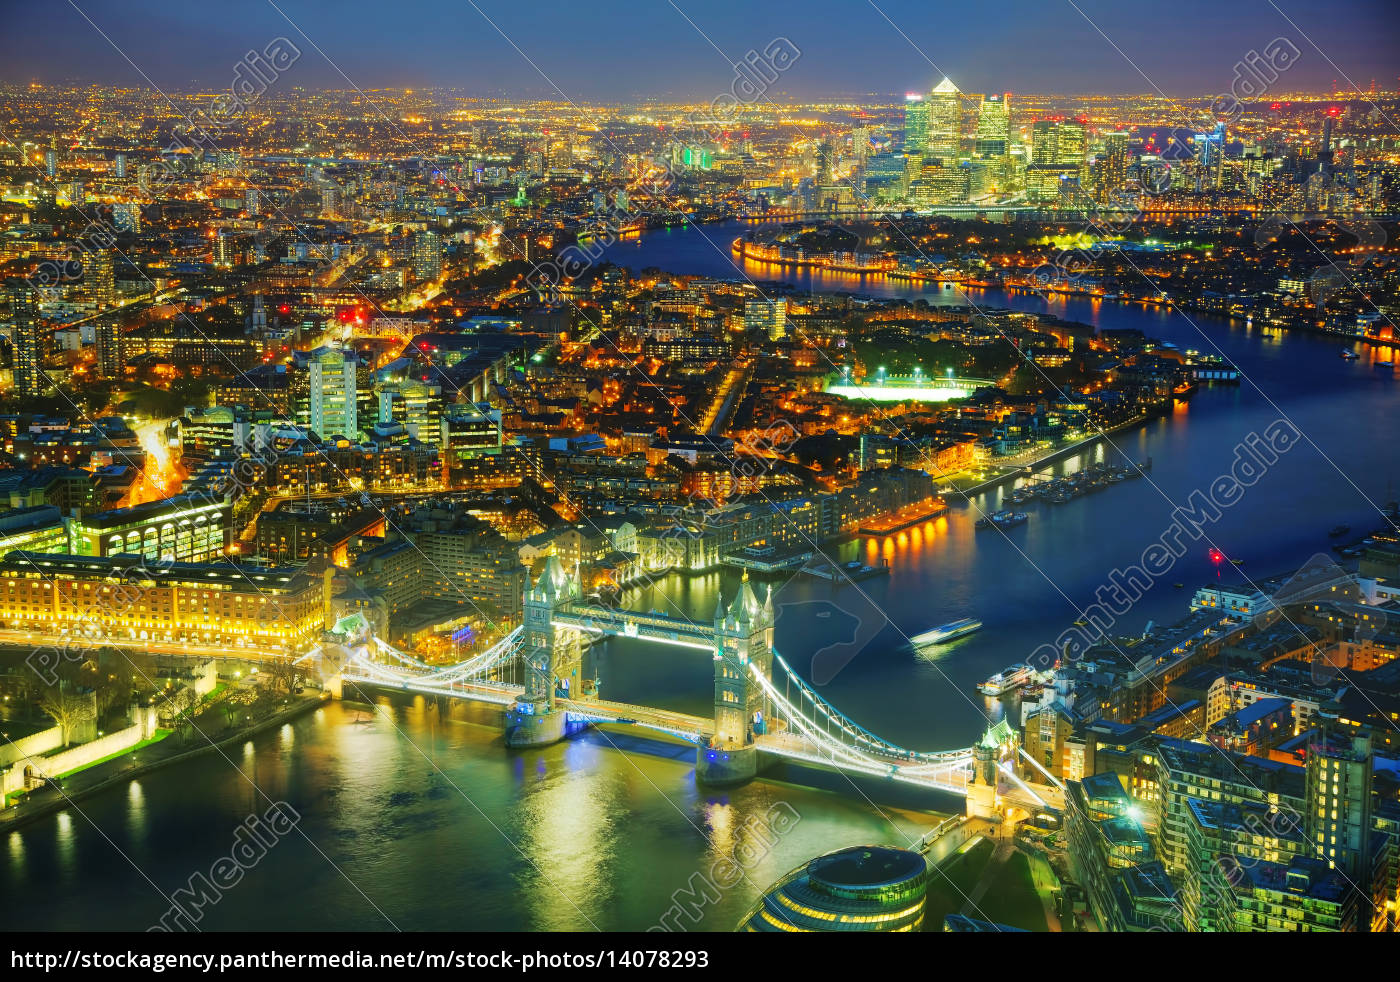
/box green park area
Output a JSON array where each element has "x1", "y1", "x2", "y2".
[
  {"x1": 980, "y1": 851, "x2": 1051, "y2": 931},
  {"x1": 923, "y1": 837, "x2": 1053, "y2": 932},
  {"x1": 923, "y1": 837, "x2": 995, "y2": 930}
]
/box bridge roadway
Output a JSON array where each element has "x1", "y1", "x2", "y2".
[
  {"x1": 338, "y1": 658, "x2": 982, "y2": 793},
  {"x1": 553, "y1": 604, "x2": 715, "y2": 648},
  {"x1": 338, "y1": 661, "x2": 713, "y2": 741}
]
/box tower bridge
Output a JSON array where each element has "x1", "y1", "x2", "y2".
[{"x1": 323, "y1": 557, "x2": 1053, "y2": 808}]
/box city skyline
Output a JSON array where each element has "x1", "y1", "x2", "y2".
[{"x1": 0, "y1": 0, "x2": 1398, "y2": 945}]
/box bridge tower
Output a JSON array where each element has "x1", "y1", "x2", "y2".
[
  {"x1": 966, "y1": 720, "x2": 1014, "y2": 819},
  {"x1": 317, "y1": 611, "x2": 374, "y2": 701},
  {"x1": 698, "y1": 573, "x2": 774, "y2": 786},
  {"x1": 505, "y1": 556, "x2": 588, "y2": 748}
]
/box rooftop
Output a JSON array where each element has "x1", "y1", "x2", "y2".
[{"x1": 808, "y1": 846, "x2": 926, "y2": 890}]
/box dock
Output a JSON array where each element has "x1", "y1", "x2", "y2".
[
  {"x1": 801, "y1": 559, "x2": 891, "y2": 583},
  {"x1": 857, "y1": 501, "x2": 949, "y2": 536},
  {"x1": 720, "y1": 546, "x2": 813, "y2": 574}
]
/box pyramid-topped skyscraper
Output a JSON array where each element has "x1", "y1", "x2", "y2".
[{"x1": 926, "y1": 77, "x2": 963, "y2": 162}]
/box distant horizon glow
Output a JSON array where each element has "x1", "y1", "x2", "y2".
[{"x1": 0, "y1": 0, "x2": 1395, "y2": 98}]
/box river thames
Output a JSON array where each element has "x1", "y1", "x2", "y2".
[{"x1": 3, "y1": 221, "x2": 1396, "y2": 931}]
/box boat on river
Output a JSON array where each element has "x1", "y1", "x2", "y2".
[{"x1": 911, "y1": 617, "x2": 982, "y2": 647}]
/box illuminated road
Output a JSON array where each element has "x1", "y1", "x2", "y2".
[{"x1": 0, "y1": 628, "x2": 285, "y2": 660}]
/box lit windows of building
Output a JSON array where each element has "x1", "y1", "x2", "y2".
[
  {"x1": 0, "y1": 552, "x2": 331, "y2": 648},
  {"x1": 741, "y1": 846, "x2": 928, "y2": 932}
]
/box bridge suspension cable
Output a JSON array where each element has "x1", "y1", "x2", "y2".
[
  {"x1": 749, "y1": 653, "x2": 972, "y2": 784},
  {"x1": 365, "y1": 628, "x2": 523, "y2": 684},
  {"x1": 767, "y1": 649, "x2": 971, "y2": 766}
]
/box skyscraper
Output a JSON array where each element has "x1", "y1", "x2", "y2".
[
  {"x1": 411, "y1": 231, "x2": 443, "y2": 282},
  {"x1": 1103, "y1": 129, "x2": 1129, "y2": 161},
  {"x1": 902, "y1": 94, "x2": 929, "y2": 157},
  {"x1": 307, "y1": 346, "x2": 358, "y2": 440},
  {"x1": 850, "y1": 125, "x2": 871, "y2": 168},
  {"x1": 1030, "y1": 118, "x2": 1087, "y2": 199},
  {"x1": 113, "y1": 152, "x2": 126, "y2": 180},
  {"x1": 1305, "y1": 728, "x2": 1373, "y2": 880},
  {"x1": 7, "y1": 278, "x2": 46, "y2": 399},
  {"x1": 95, "y1": 319, "x2": 123, "y2": 378},
  {"x1": 1031, "y1": 120, "x2": 1059, "y2": 165},
  {"x1": 974, "y1": 93, "x2": 1011, "y2": 158},
  {"x1": 87, "y1": 248, "x2": 115, "y2": 307},
  {"x1": 925, "y1": 77, "x2": 963, "y2": 162},
  {"x1": 1055, "y1": 120, "x2": 1087, "y2": 168},
  {"x1": 1094, "y1": 131, "x2": 1130, "y2": 202},
  {"x1": 816, "y1": 139, "x2": 835, "y2": 186}
]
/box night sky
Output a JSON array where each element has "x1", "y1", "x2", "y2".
[{"x1": 3, "y1": 0, "x2": 1397, "y2": 99}]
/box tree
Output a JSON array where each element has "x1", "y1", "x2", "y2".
[
  {"x1": 91, "y1": 649, "x2": 137, "y2": 720},
  {"x1": 262, "y1": 655, "x2": 307, "y2": 697},
  {"x1": 37, "y1": 682, "x2": 96, "y2": 746}
]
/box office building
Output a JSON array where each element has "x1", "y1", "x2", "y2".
[
  {"x1": 307, "y1": 346, "x2": 359, "y2": 441},
  {"x1": 744, "y1": 298, "x2": 787, "y2": 340},
  {"x1": 1066, "y1": 772, "x2": 1183, "y2": 931},
  {"x1": 974, "y1": 93, "x2": 1011, "y2": 158},
  {"x1": 411, "y1": 231, "x2": 443, "y2": 282},
  {"x1": 7, "y1": 278, "x2": 46, "y2": 398},
  {"x1": 69, "y1": 493, "x2": 232, "y2": 564},
  {"x1": 925, "y1": 77, "x2": 963, "y2": 161},
  {"x1": 377, "y1": 378, "x2": 444, "y2": 445},
  {"x1": 112, "y1": 202, "x2": 142, "y2": 234}
]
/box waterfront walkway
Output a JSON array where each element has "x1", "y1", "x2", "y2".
[{"x1": 0, "y1": 694, "x2": 324, "y2": 833}]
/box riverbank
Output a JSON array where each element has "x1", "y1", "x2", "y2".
[
  {"x1": 0, "y1": 694, "x2": 327, "y2": 834},
  {"x1": 955, "y1": 406, "x2": 1162, "y2": 498}
]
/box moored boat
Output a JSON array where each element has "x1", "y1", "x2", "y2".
[{"x1": 977, "y1": 663, "x2": 1034, "y2": 697}]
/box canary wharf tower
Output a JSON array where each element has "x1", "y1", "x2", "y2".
[{"x1": 925, "y1": 76, "x2": 962, "y2": 162}]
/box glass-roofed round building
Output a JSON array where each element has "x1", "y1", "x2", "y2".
[{"x1": 741, "y1": 845, "x2": 929, "y2": 932}]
